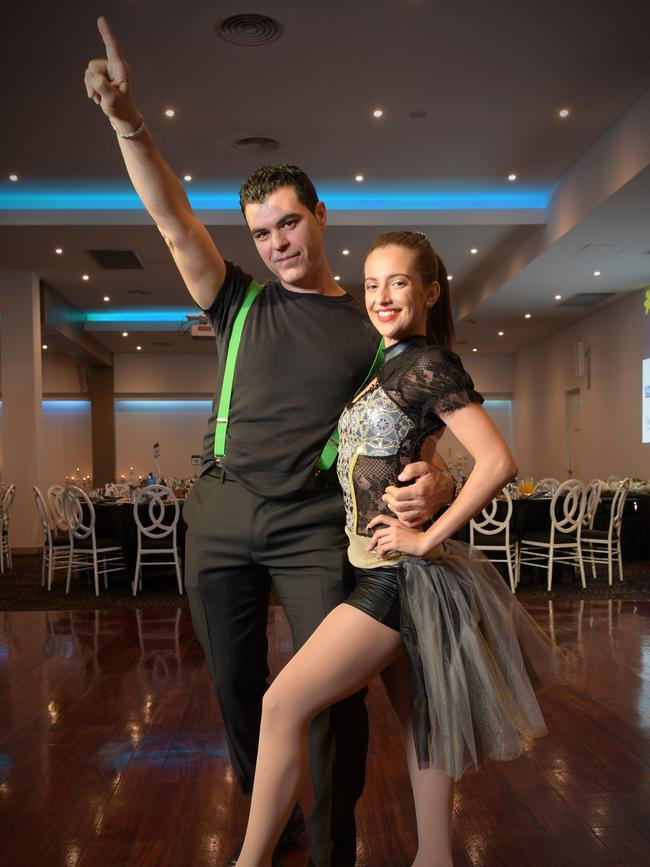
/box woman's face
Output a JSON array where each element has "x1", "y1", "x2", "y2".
[{"x1": 364, "y1": 244, "x2": 438, "y2": 346}]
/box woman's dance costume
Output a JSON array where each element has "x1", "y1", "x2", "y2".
[{"x1": 337, "y1": 336, "x2": 567, "y2": 779}]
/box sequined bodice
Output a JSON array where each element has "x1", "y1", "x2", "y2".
[
  {"x1": 337, "y1": 385, "x2": 415, "y2": 532},
  {"x1": 335, "y1": 338, "x2": 484, "y2": 537}
]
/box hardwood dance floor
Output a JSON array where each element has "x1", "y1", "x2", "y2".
[{"x1": 1, "y1": 599, "x2": 649, "y2": 867}]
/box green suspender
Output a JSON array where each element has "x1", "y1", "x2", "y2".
[
  {"x1": 213, "y1": 279, "x2": 264, "y2": 458},
  {"x1": 213, "y1": 278, "x2": 385, "y2": 470},
  {"x1": 314, "y1": 337, "x2": 385, "y2": 472}
]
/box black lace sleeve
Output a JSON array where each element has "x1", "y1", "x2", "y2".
[{"x1": 397, "y1": 346, "x2": 484, "y2": 421}]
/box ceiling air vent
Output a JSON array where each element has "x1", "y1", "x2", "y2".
[
  {"x1": 87, "y1": 249, "x2": 143, "y2": 270},
  {"x1": 557, "y1": 292, "x2": 616, "y2": 308},
  {"x1": 126, "y1": 289, "x2": 153, "y2": 296},
  {"x1": 234, "y1": 136, "x2": 279, "y2": 153},
  {"x1": 576, "y1": 244, "x2": 627, "y2": 256},
  {"x1": 217, "y1": 14, "x2": 283, "y2": 46}
]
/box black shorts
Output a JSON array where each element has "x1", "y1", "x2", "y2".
[{"x1": 346, "y1": 564, "x2": 401, "y2": 632}]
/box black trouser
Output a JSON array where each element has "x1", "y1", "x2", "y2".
[{"x1": 183, "y1": 468, "x2": 368, "y2": 867}]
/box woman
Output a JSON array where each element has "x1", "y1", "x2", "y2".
[{"x1": 236, "y1": 232, "x2": 565, "y2": 867}]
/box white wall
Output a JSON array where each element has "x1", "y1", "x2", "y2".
[
  {"x1": 461, "y1": 352, "x2": 514, "y2": 395},
  {"x1": 0, "y1": 400, "x2": 93, "y2": 488},
  {"x1": 113, "y1": 353, "x2": 215, "y2": 480},
  {"x1": 513, "y1": 289, "x2": 648, "y2": 481},
  {"x1": 114, "y1": 399, "x2": 211, "y2": 482},
  {"x1": 114, "y1": 353, "x2": 216, "y2": 394},
  {"x1": 438, "y1": 352, "x2": 515, "y2": 473},
  {"x1": 42, "y1": 352, "x2": 86, "y2": 393},
  {"x1": 42, "y1": 401, "x2": 93, "y2": 489}
]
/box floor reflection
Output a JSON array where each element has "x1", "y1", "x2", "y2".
[{"x1": 0, "y1": 600, "x2": 648, "y2": 866}]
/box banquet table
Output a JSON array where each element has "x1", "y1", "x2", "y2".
[
  {"x1": 92, "y1": 500, "x2": 187, "y2": 578},
  {"x1": 461, "y1": 493, "x2": 650, "y2": 560}
]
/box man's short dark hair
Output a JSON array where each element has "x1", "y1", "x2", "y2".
[{"x1": 239, "y1": 164, "x2": 319, "y2": 214}]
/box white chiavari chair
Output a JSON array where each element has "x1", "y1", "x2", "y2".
[
  {"x1": 517, "y1": 478, "x2": 587, "y2": 592},
  {"x1": 469, "y1": 486, "x2": 517, "y2": 592},
  {"x1": 581, "y1": 478, "x2": 630, "y2": 585},
  {"x1": 0, "y1": 484, "x2": 16, "y2": 573},
  {"x1": 132, "y1": 485, "x2": 182, "y2": 596},
  {"x1": 33, "y1": 486, "x2": 71, "y2": 590},
  {"x1": 63, "y1": 486, "x2": 125, "y2": 596}
]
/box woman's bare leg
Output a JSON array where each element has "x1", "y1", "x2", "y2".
[
  {"x1": 382, "y1": 654, "x2": 455, "y2": 867},
  {"x1": 236, "y1": 603, "x2": 403, "y2": 867}
]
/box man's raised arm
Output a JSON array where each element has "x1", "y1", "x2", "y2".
[{"x1": 84, "y1": 16, "x2": 225, "y2": 310}]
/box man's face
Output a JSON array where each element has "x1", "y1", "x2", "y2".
[{"x1": 244, "y1": 186, "x2": 327, "y2": 286}]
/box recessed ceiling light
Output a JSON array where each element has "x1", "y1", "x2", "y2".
[
  {"x1": 184, "y1": 174, "x2": 192, "y2": 182},
  {"x1": 342, "y1": 249, "x2": 350, "y2": 255},
  {"x1": 470, "y1": 248, "x2": 478, "y2": 255},
  {"x1": 103, "y1": 295, "x2": 110, "y2": 302},
  {"x1": 498, "y1": 331, "x2": 504, "y2": 336},
  {"x1": 472, "y1": 347, "x2": 478, "y2": 352},
  {"x1": 593, "y1": 270, "x2": 601, "y2": 277},
  {"x1": 558, "y1": 108, "x2": 570, "y2": 118},
  {"x1": 372, "y1": 108, "x2": 383, "y2": 118},
  {"x1": 555, "y1": 294, "x2": 562, "y2": 300},
  {"x1": 136, "y1": 345, "x2": 142, "y2": 351},
  {"x1": 524, "y1": 313, "x2": 531, "y2": 319},
  {"x1": 8, "y1": 173, "x2": 18, "y2": 182},
  {"x1": 355, "y1": 174, "x2": 364, "y2": 182},
  {"x1": 55, "y1": 247, "x2": 63, "y2": 255},
  {"x1": 164, "y1": 108, "x2": 175, "y2": 118},
  {"x1": 334, "y1": 275, "x2": 341, "y2": 281},
  {"x1": 507, "y1": 173, "x2": 517, "y2": 182},
  {"x1": 447, "y1": 274, "x2": 453, "y2": 281},
  {"x1": 122, "y1": 331, "x2": 129, "y2": 337},
  {"x1": 82, "y1": 274, "x2": 89, "y2": 281},
  {"x1": 42, "y1": 344, "x2": 48, "y2": 350}
]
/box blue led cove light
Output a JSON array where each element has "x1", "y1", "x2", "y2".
[
  {"x1": 0, "y1": 179, "x2": 554, "y2": 211},
  {"x1": 115, "y1": 400, "x2": 213, "y2": 412},
  {"x1": 43, "y1": 400, "x2": 91, "y2": 411},
  {"x1": 85, "y1": 308, "x2": 194, "y2": 323}
]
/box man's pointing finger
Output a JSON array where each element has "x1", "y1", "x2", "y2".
[{"x1": 97, "y1": 16, "x2": 124, "y2": 64}]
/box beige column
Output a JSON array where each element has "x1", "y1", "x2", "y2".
[
  {"x1": 88, "y1": 366, "x2": 116, "y2": 486},
  {"x1": 0, "y1": 271, "x2": 44, "y2": 550}
]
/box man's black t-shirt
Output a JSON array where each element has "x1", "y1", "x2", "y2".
[{"x1": 200, "y1": 261, "x2": 379, "y2": 499}]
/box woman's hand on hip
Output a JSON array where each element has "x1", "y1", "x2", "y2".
[{"x1": 366, "y1": 515, "x2": 430, "y2": 559}]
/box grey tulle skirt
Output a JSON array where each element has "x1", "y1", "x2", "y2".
[{"x1": 397, "y1": 540, "x2": 569, "y2": 780}]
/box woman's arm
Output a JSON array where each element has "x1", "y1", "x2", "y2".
[{"x1": 368, "y1": 402, "x2": 517, "y2": 558}]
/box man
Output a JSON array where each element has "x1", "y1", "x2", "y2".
[{"x1": 84, "y1": 17, "x2": 454, "y2": 867}]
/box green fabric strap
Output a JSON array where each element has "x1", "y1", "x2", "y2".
[
  {"x1": 213, "y1": 279, "x2": 264, "y2": 457},
  {"x1": 314, "y1": 338, "x2": 385, "y2": 472}
]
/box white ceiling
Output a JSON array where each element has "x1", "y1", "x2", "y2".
[{"x1": 2, "y1": 0, "x2": 650, "y2": 356}]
